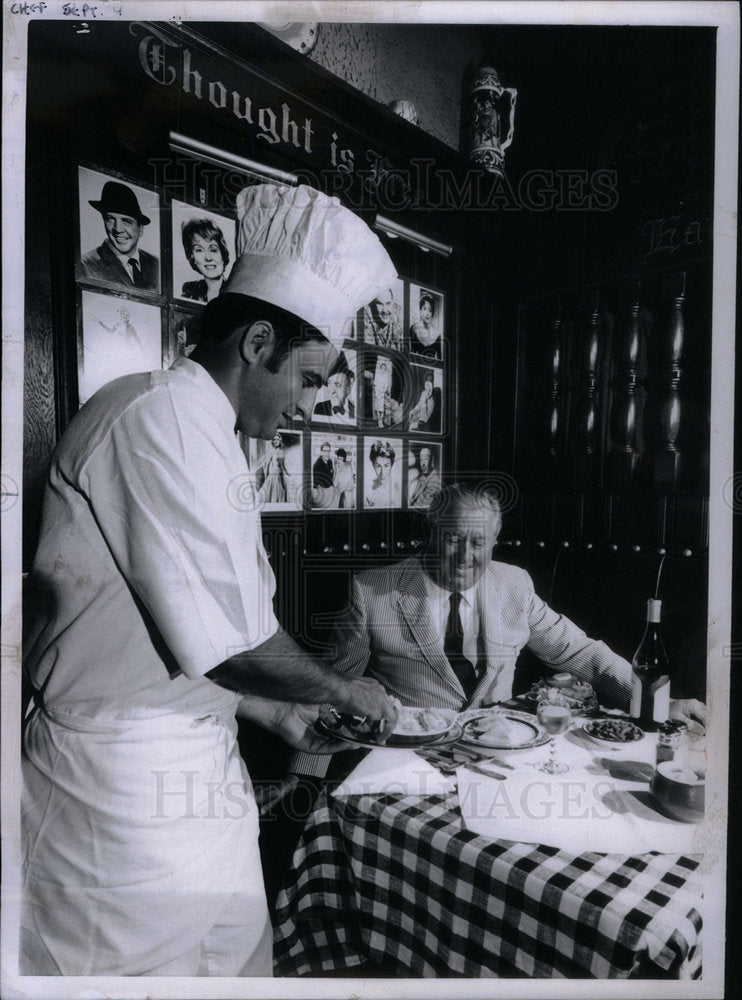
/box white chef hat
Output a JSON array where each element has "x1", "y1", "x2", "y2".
[{"x1": 223, "y1": 183, "x2": 398, "y2": 346}]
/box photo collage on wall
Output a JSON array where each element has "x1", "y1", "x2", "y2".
[
  {"x1": 241, "y1": 270, "x2": 448, "y2": 513},
  {"x1": 354, "y1": 278, "x2": 446, "y2": 511},
  {"x1": 74, "y1": 162, "x2": 446, "y2": 512},
  {"x1": 75, "y1": 163, "x2": 240, "y2": 392}
]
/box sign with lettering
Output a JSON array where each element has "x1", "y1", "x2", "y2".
[
  {"x1": 131, "y1": 22, "x2": 430, "y2": 211},
  {"x1": 642, "y1": 215, "x2": 705, "y2": 265}
]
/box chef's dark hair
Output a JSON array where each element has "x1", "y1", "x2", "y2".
[{"x1": 199, "y1": 292, "x2": 328, "y2": 373}]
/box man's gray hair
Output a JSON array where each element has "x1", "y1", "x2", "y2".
[{"x1": 425, "y1": 482, "x2": 503, "y2": 535}]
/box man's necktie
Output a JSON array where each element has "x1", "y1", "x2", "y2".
[
  {"x1": 444, "y1": 592, "x2": 478, "y2": 699},
  {"x1": 332, "y1": 405, "x2": 345, "y2": 415},
  {"x1": 129, "y1": 258, "x2": 145, "y2": 288}
]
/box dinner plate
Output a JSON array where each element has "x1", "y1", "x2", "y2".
[
  {"x1": 582, "y1": 718, "x2": 645, "y2": 744},
  {"x1": 315, "y1": 718, "x2": 464, "y2": 750},
  {"x1": 458, "y1": 709, "x2": 550, "y2": 750}
]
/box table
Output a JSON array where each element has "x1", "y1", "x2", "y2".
[{"x1": 272, "y1": 780, "x2": 703, "y2": 979}]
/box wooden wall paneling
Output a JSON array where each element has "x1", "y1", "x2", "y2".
[
  {"x1": 453, "y1": 214, "x2": 499, "y2": 485},
  {"x1": 574, "y1": 290, "x2": 606, "y2": 492},
  {"x1": 590, "y1": 488, "x2": 609, "y2": 545},
  {"x1": 546, "y1": 300, "x2": 565, "y2": 473},
  {"x1": 24, "y1": 138, "x2": 80, "y2": 566},
  {"x1": 653, "y1": 272, "x2": 686, "y2": 489},
  {"x1": 23, "y1": 155, "x2": 58, "y2": 567},
  {"x1": 510, "y1": 302, "x2": 531, "y2": 487},
  {"x1": 607, "y1": 491, "x2": 670, "y2": 549},
  {"x1": 669, "y1": 494, "x2": 709, "y2": 552},
  {"x1": 607, "y1": 282, "x2": 644, "y2": 491}
]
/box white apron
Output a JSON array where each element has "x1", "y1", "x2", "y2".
[{"x1": 21, "y1": 702, "x2": 271, "y2": 976}]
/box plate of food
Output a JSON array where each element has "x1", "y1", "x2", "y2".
[
  {"x1": 459, "y1": 708, "x2": 550, "y2": 750},
  {"x1": 525, "y1": 674, "x2": 600, "y2": 716},
  {"x1": 582, "y1": 718, "x2": 645, "y2": 744},
  {"x1": 316, "y1": 705, "x2": 463, "y2": 749}
]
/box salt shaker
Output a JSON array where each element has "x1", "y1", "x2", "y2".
[{"x1": 656, "y1": 720, "x2": 687, "y2": 765}]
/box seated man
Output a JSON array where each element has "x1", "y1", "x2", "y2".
[{"x1": 291, "y1": 482, "x2": 706, "y2": 778}]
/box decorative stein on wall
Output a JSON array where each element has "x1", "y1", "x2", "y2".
[
  {"x1": 466, "y1": 64, "x2": 517, "y2": 176},
  {"x1": 258, "y1": 22, "x2": 320, "y2": 55},
  {"x1": 388, "y1": 100, "x2": 419, "y2": 126}
]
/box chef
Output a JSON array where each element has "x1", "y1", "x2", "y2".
[{"x1": 21, "y1": 183, "x2": 399, "y2": 977}]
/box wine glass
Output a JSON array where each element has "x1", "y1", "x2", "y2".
[{"x1": 536, "y1": 697, "x2": 572, "y2": 774}]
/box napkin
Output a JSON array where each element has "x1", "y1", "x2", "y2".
[
  {"x1": 332, "y1": 748, "x2": 456, "y2": 797},
  {"x1": 458, "y1": 731, "x2": 706, "y2": 855}
]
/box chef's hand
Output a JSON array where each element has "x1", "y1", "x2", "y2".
[
  {"x1": 236, "y1": 697, "x2": 348, "y2": 754},
  {"x1": 669, "y1": 698, "x2": 706, "y2": 736},
  {"x1": 333, "y1": 676, "x2": 399, "y2": 744}
]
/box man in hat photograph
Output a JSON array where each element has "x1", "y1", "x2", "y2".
[
  {"x1": 22, "y1": 183, "x2": 399, "y2": 978},
  {"x1": 77, "y1": 178, "x2": 160, "y2": 290}
]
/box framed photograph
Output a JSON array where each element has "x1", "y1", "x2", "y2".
[
  {"x1": 247, "y1": 430, "x2": 303, "y2": 512},
  {"x1": 408, "y1": 363, "x2": 444, "y2": 434},
  {"x1": 78, "y1": 291, "x2": 163, "y2": 406},
  {"x1": 311, "y1": 347, "x2": 358, "y2": 427},
  {"x1": 362, "y1": 436, "x2": 404, "y2": 510},
  {"x1": 361, "y1": 349, "x2": 412, "y2": 431},
  {"x1": 76, "y1": 165, "x2": 161, "y2": 295},
  {"x1": 170, "y1": 200, "x2": 236, "y2": 305},
  {"x1": 358, "y1": 276, "x2": 405, "y2": 351},
  {"x1": 309, "y1": 433, "x2": 358, "y2": 510},
  {"x1": 167, "y1": 307, "x2": 202, "y2": 366},
  {"x1": 407, "y1": 440, "x2": 443, "y2": 510},
  {"x1": 408, "y1": 282, "x2": 444, "y2": 360}
]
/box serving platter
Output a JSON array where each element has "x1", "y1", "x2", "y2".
[
  {"x1": 458, "y1": 708, "x2": 550, "y2": 750},
  {"x1": 315, "y1": 718, "x2": 464, "y2": 750},
  {"x1": 582, "y1": 718, "x2": 645, "y2": 744}
]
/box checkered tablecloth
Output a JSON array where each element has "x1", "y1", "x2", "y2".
[{"x1": 272, "y1": 789, "x2": 702, "y2": 979}]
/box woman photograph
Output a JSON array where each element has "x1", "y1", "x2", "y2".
[
  {"x1": 333, "y1": 448, "x2": 356, "y2": 509},
  {"x1": 363, "y1": 438, "x2": 403, "y2": 509},
  {"x1": 255, "y1": 434, "x2": 290, "y2": 505},
  {"x1": 79, "y1": 290, "x2": 162, "y2": 405},
  {"x1": 249, "y1": 431, "x2": 302, "y2": 511},
  {"x1": 409, "y1": 286, "x2": 443, "y2": 359},
  {"x1": 171, "y1": 201, "x2": 236, "y2": 305},
  {"x1": 180, "y1": 218, "x2": 231, "y2": 303}
]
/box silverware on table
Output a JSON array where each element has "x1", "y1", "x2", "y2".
[
  {"x1": 474, "y1": 756, "x2": 515, "y2": 770},
  {"x1": 428, "y1": 756, "x2": 507, "y2": 780},
  {"x1": 463, "y1": 762, "x2": 507, "y2": 781}
]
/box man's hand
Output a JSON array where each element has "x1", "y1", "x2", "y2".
[
  {"x1": 333, "y1": 676, "x2": 399, "y2": 743},
  {"x1": 236, "y1": 698, "x2": 349, "y2": 754},
  {"x1": 669, "y1": 698, "x2": 706, "y2": 736}
]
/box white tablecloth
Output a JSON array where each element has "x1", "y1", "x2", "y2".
[
  {"x1": 332, "y1": 747, "x2": 456, "y2": 797},
  {"x1": 457, "y1": 726, "x2": 707, "y2": 854}
]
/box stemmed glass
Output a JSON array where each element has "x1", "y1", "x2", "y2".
[{"x1": 536, "y1": 696, "x2": 572, "y2": 774}]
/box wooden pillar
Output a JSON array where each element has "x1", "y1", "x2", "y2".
[
  {"x1": 608, "y1": 284, "x2": 642, "y2": 491},
  {"x1": 547, "y1": 301, "x2": 565, "y2": 463},
  {"x1": 653, "y1": 272, "x2": 685, "y2": 489},
  {"x1": 575, "y1": 291, "x2": 602, "y2": 490}
]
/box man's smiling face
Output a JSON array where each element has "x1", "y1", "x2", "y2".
[{"x1": 103, "y1": 212, "x2": 142, "y2": 256}]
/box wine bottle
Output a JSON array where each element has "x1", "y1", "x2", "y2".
[{"x1": 630, "y1": 598, "x2": 670, "y2": 729}]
